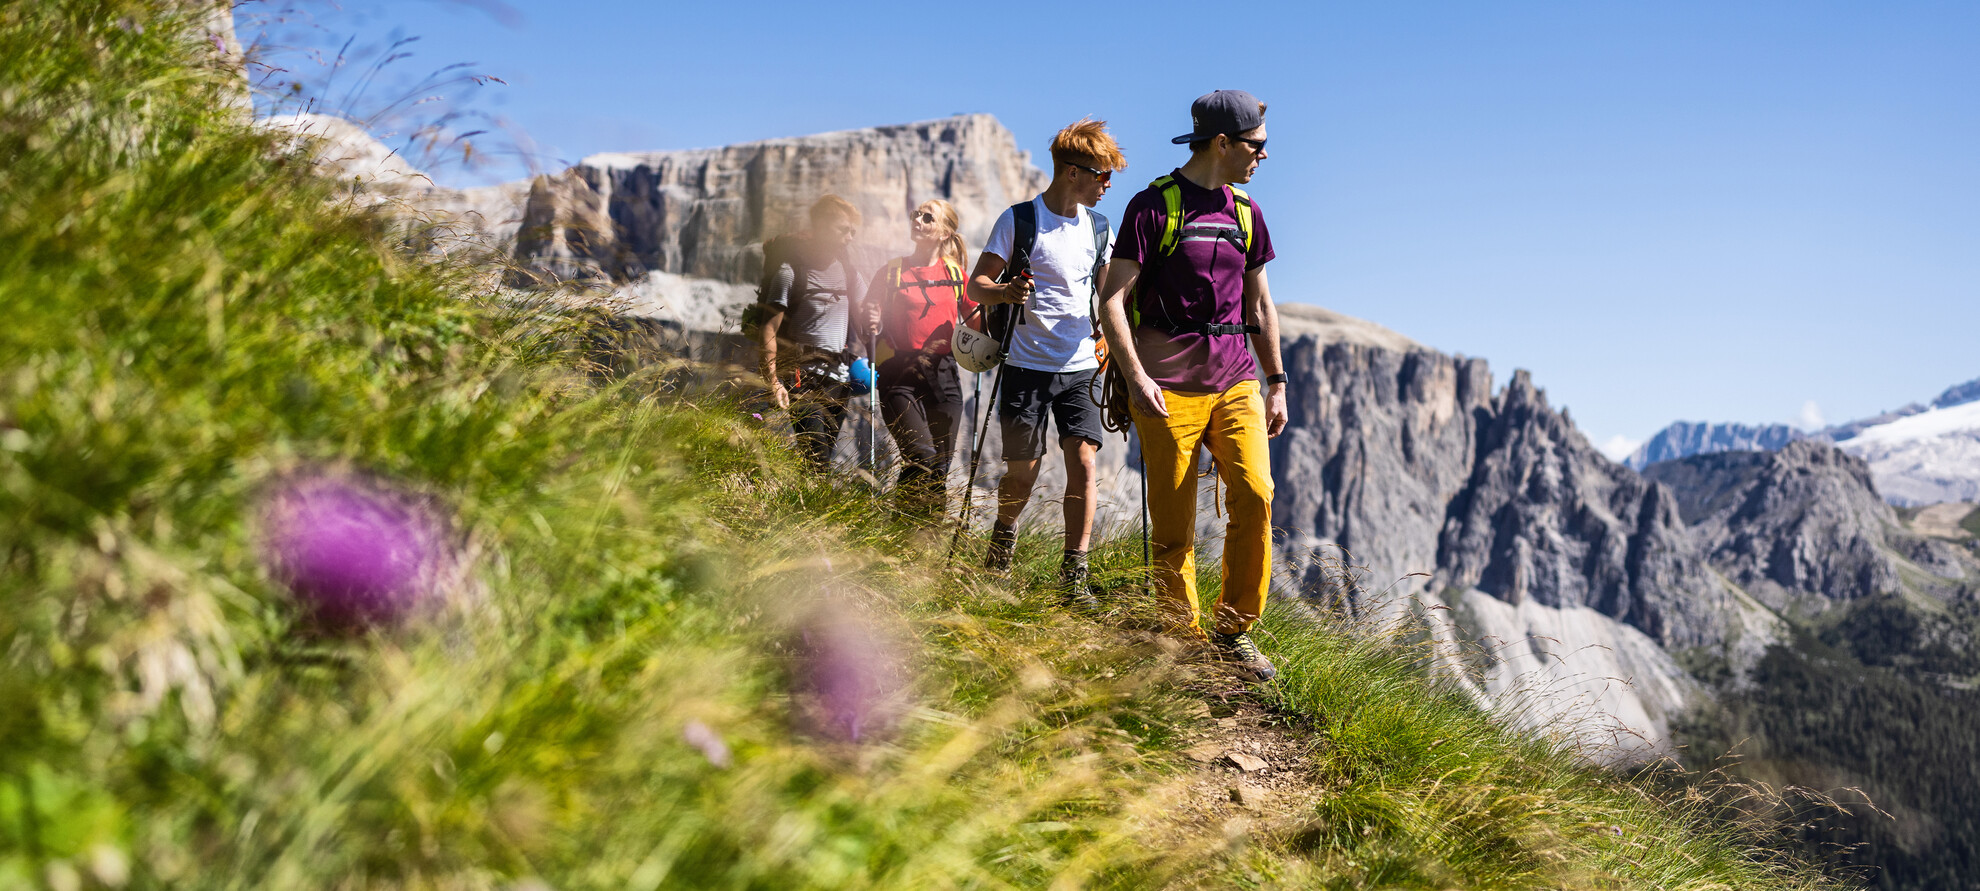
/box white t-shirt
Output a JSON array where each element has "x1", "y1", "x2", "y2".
[{"x1": 981, "y1": 196, "x2": 1111, "y2": 373}]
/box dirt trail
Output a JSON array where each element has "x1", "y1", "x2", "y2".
[{"x1": 1141, "y1": 655, "x2": 1334, "y2": 860}]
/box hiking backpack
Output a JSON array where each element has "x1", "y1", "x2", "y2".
[
  {"x1": 877, "y1": 256, "x2": 967, "y2": 361},
  {"x1": 741, "y1": 234, "x2": 855, "y2": 341},
  {"x1": 1130, "y1": 174, "x2": 1260, "y2": 337}
]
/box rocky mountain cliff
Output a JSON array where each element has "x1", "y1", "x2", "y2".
[
  {"x1": 509, "y1": 114, "x2": 1047, "y2": 287},
  {"x1": 1269, "y1": 320, "x2": 1785, "y2": 758}
]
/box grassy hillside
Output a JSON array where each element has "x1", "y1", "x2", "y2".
[{"x1": 1, "y1": 3, "x2": 1846, "y2": 888}]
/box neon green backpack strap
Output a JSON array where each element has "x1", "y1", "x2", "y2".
[
  {"x1": 1151, "y1": 175, "x2": 1184, "y2": 256},
  {"x1": 1229, "y1": 185, "x2": 1254, "y2": 252}
]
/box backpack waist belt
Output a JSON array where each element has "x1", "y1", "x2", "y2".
[{"x1": 1141, "y1": 319, "x2": 1261, "y2": 336}]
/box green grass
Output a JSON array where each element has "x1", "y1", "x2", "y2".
[
  {"x1": 0, "y1": 3, "x2": 1850, "y2": 888},
  {"x1": 1962, "y1": 505, "x2": 1980, "y2": 539}
]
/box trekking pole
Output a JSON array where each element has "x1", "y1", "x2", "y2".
[
  {"x1": 879, "y1": 322, "x2": 887, "y2": 496},
  {"x1": 948, "y1": 364, "x2": 1003, "y2": 563},
  {"x1": 1138, "y1": 426, "x2": 1150, "y2": 570}
]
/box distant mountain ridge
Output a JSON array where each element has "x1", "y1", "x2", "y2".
[
  {"x1": 1627, "y1": 374, "x2": 1980, "y2": 505},
  {"x1": 1622, "y1": 421, "x2": 1805, "y2": 470}
]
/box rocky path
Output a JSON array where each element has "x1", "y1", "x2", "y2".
[{"x1": 1143, "y1": 658, "x2": 1332, "y2": 863}]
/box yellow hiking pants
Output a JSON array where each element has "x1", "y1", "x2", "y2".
[{"x1": 1131, "y1": 379, "x2": 1274, "y2": 636}]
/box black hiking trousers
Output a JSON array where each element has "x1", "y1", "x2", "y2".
[
  {"x1": 789, "y1": 377, "x2": 852, "y2": 473},
  {"x1": 877, "y1": 352, "x2": 962, "y2": 509}
]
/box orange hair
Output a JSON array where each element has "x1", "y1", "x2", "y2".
[
  {"x1": 1048, "y1": 118, "x2": 1127, "y2": 173},
  {"x1": 808, "y1": 194, "x2": 862, "y2": 226}
]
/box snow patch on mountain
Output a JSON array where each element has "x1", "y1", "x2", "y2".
[{"x1": 1835, "y1": 400, "x2": 1980, "y2": 506}]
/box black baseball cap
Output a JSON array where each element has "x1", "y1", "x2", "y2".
[{"x1": 1171, "y1": 90, "x2": 1265, "y2": 145}]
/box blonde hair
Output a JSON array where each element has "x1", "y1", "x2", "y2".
[
  {"x1": 916, "y1": 199, "x2": 967, "y2": 267},
  {"x1": 1048, "y1": 118, "x2": 1127, "y2": 173},
  {"x1": 808, "y1": 194, "x2": 862, "y2": 226}
]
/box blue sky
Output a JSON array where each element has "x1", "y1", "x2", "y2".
[{"x1": 245, "y1": 0, "x2": 1979, "y2": 455}]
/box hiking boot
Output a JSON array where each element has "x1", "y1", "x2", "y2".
[
  {"x1": 984, "y1": 524, "x2": 1016, "y2": 573},
  {"x1": 1211, "y1": 631, "x2": 1277, "y2": 683},
  {"x1": 1058, "y1": 551, "x2": 1101, "y2": 615}
]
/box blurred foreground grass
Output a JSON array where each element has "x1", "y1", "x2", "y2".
[{"x1": 0, "y1": 3, "x2": 1849, "y2": 888}]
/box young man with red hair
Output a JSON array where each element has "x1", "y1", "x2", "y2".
[
  {"x1": 1098, "y1": 91, "x2": 1288, "y2": 681},
  {"x1": 968, "y1": 119, "x2": 1125, "y2": 607}
]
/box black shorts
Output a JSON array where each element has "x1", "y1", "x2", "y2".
[{"x1": 996, "y1": 366, "x2": 1105, "y2": 462}]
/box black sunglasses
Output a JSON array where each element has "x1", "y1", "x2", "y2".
[
  {"x1": 1231, "y1": 135, "x2": 1267, "y2": 153},
  {"x1": 1071, "y1": 163, "x2": 1112, "y2": 182}
]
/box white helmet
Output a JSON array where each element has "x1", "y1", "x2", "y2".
[{"x1": 952, "y1": 323, "x2": 1003, "y2": 374}]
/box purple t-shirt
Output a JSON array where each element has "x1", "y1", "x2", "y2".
[{"x1": 1113, "y1": 170, "x2": 1276, "y2": 393}]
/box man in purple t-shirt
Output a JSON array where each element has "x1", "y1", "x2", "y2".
[{"x1": 1097, "y1": 90, "x2": 1289, "y2": 682}]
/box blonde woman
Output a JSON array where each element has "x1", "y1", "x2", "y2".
[{"x1": 862, "y1": 199, "x2": 976, "y2": 512}]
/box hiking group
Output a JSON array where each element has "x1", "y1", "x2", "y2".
[{"x1": 751, "y1": 91, "x2": 1287, "y2": 682}]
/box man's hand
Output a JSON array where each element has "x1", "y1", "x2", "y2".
[
  {"x1": 1264, "y1": 383, "x2": 1288, "y2": 438},
  {"x1": 769, "y1": 379, "x2": 791, "y2": 410},
  {"x1": 1002, "y1": 273, "x2": 1034, "y2": 305},
  {"x1": 1131, "y1": 371, "x2": 1169, "y2": 419},
  {"x1": 918, "y1": 339, "x2": 948, "y2": 370}
]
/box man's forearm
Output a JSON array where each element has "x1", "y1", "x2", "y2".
[
  {"x1": 1097, "y1": 260, "x2": 1145, "y2": 378},
  {"x1": 758, "y1": 314, "x2": 783, "y2": 380},
  {"x1": 1244, "y1": 269, "x2": 1284, "y2": 379}
]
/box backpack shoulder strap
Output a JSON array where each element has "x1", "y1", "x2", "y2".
[
  {"x1": 1228, "y1": 186, "x2": 1254, "y2": 252},
  {"x1": 1087, "y1": 207, "x2": 1111, "y2": 263},
  {"x1": 1151, "y1": 175, "x2": 1184, "y2": 256},
  {"x1": 1010, "y1": 198, "x2": 1037, "y2": 264},
  {"x1": 1084, "y1": 208, "x2": 1112, "y2": 338}
]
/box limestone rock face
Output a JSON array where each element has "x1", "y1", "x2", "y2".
[
  {"x1": 1270, "y1": 323, "x2": 1747, "y2": 652},
  {"x1": 1266, "y1": 309, "x2": 1780, "y2": 757},
  {"x1": 1436, "y1": 372, "x2": 1746, "y2": 650},
  {"x1": 510, "y1": 114, "x2": 1048, "y2": 287},
  {"x1": 1643, "y1": 441, "x2": 1905, "y2": 609}
]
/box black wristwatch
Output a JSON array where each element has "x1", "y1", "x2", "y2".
[{"x1": 1263, "y1": 373, "x2": 1289, "y2": 387}]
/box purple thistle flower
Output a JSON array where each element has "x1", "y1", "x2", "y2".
[
  {"x1": 682, "y1": 720, "x2": 731, "y2": 767},
  {"x1": 794, "y1": 611, "x2": 903, "y2": 743},
  {"x1": 260, "y1": 473, "x2": 451, "y2": 629}
]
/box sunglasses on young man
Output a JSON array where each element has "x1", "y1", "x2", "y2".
[
  {"x1": 1071, "y1": 163, "x2": 1112, "y2": 183},
  {"x1": 1231, "y1": 135, "x2": 1267, "y2": 153}
]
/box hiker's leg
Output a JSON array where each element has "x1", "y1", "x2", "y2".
[
  {"x1": 1203, "y1": 380, "x2": 1274, "y2": 635},
  {"x1": 879, "y1": 358, "x2": 939, "y2": 475},
  {"x1": 996, "y1": 457, "x2": 1041, "y2": 528},
  {"x1": 1061, "y1": 437, "x2": 1099, "y2": 553},
  {"x1": 995, "y1": 367, "x2": 1051, "y2": 528},
  {"x1": 925, "y1": 359, "x2": 964, "y2": 481},
  {"x1": 1132, "y1": 389, "x2": 1212, "y2": 634},
  {"x1": 1051, "y1": 368, "x2": 1106, "y2": 554},
  {"x1": 789, "y1": 384, "x2": 836, "y2": 472},
  {"x1": 822, "y1": 384, "x2": 853, "y2": 469}
]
